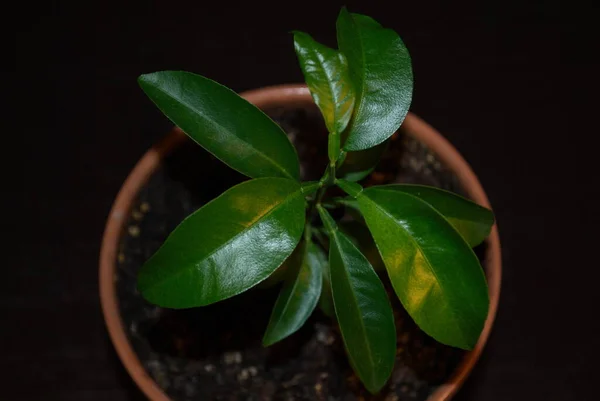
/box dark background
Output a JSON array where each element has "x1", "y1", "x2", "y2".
[{"x1": 11, "y1": 0, "x2": 599, "y2": 400}]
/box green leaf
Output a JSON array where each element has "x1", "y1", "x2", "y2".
[
  {"x1": 347, "y1": 186, "x2": 489, "y2": 350},
  {"x1": 293, "y1": 32, "x2": 354, "y2": 137},
  {"x1": 317, "y1": 206, "x2": 396, "y2": 393},
  {"x1": 263, "y1": 239, "x2": 323, "y2": 346},
  {"x1": 336, "y1": 8, "x2": 413, "y2": 151},
  {"x1": 379, "y1": 185, "x2": 495, "y2": 247},
  {"x1": 335, "y1": 179, "x2": 363, "y2": 198},
  {"x1": 337, "y1": 140, "x2": 389, "y2": 182},
  {"x1": 138, "y1": 71, "x2": 300, "y2": 180},
  {"x1": 255, "y1": 250, "x2": 295, "y2": 289},
  {"x1": 138, "y1": 178, "x2": 306, "y2": 308}
]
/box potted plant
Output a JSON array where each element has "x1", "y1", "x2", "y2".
[{"x1": 100, "y1": 7, "x2": 501, "y2": 400}]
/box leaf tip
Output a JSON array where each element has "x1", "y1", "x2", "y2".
[
  {"x1": 137, "y1": 71, "x2": 162, "y2": 91},
  {"x1": 362, "y1": 368, "x2": 392, "y2": 394},
  {"x1": 137, "y1": 73, "x2": 149, "y2": 87},
  {"x1": 463, "y1": 343, "x2": 475, "y2": 351},
  {"x1": 364, "y1": 382, "x2": 385, "y2": 395},
  {"x1": 261, "y1": 333, "x2": 276, "y2": 348},
  {"x1": 455, "y1": 335, "x2": 478, "y2": 351},
  {"x1": 336, "y1": 6, "x2": 351, "y2": 27}
]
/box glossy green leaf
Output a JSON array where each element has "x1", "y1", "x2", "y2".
[
  {"x1": 138, "y1": 178, "x2": 306, "y2": 308},
  {"x1": 335, "y1": 179, "x2": 363, "y2": 198},
  {"x1": 138, "y1": 71, "x2": 300, "y2": 180},
  {"x1": 263, "y1": 239, "x2": 323, "y2": 346},
  {"x1": 337, "y1": 140, "x2": 389, "y2": 181},
  {"x1": 379, "y1": 185, "x2": 495, "y2": 247},
  {"x1": 318, "y1": 206, "x2": 396, "y2": 393},
  {"x1": 341, "y1": 183, "x2": 489, "y2": 350},
  {"x1": 336, "y1": 8, "x2": 413, "y2": 151},
  {"x1": 293, "y1": 32, "x2": 354, "y2": 135},
  {"x1": 256, "y1": 246, "x2": 296, "y2": 289}
]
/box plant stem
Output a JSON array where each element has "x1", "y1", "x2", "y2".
[
  {"x1": 307, "y1": 162, "x2": 336, "y2": 221},
  {"x1": 304, "y1": 221, "x2": 312, "y2": 242},
  {"x1": 313, "y1": 227, "x2": 329, "y2": 250},
  {"x1": 319, "y1": 162, "x2": 336, "y2": 202}
]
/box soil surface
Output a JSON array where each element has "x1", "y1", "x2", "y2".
[{"x1": 115, "y1": 105, "x2": 487, "y2": 400}]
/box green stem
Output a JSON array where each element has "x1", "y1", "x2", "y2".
[
  {"x1": 328, "y1": 132, "x2": 341, "y2": 163},
  {"x1": 312, "y1": 227, "x2": 329, "y2": 250},
  {"x1": 304, "y1": 221, "x2": 312, "y2": 242},
  {"x1": 307, "y1": 162, "x2": 336, "y2": 221}
]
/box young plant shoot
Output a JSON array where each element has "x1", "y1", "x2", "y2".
[{"x1": 136, "y1": 7, "x2": 494, "y2": 393}]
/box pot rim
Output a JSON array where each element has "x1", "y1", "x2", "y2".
[{"x1": 99, "y1": 84, "x2": 501, "y2": 401}]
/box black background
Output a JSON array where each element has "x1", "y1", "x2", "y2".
[{"x1": 11, "y1": 0, "x2": 599, "y2": 400}]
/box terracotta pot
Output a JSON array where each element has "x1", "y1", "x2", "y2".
[{"x1": 99, "y1": 84, "x2": 501, "y2": 401}]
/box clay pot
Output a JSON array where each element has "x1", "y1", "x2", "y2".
[{"x1": 100, "y1": 84, "x2": 501, "y2": 401}]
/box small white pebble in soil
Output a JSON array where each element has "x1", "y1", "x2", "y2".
[
  {"x1": 237, "y1": 369, "x2": 250, "y2": 381},
  {"x1": 319, "y1": 372, "x2": 328, "y2": 380},
  {"x1": 316, "y1": 330, "x2": 335, "y2": 345},
  {"x1": 248, "y1": 366, "x2": 258, "y2": 376},
  {"x1": 128, "y1": 225, "x2": 140, "y2": 237},
  {"x1": 224, "y1": 351, "x2": 242, "y2": 365},
  {"x1": 140, "y1": 202, "x2": 151, "y2": 213},
  {"x1": 204, "y1": 364, "x2": 215, "y2": 373}
]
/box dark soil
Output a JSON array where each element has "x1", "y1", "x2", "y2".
[{"x1": 115, "y1": 104, "x2": 487, "y2": 400}]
